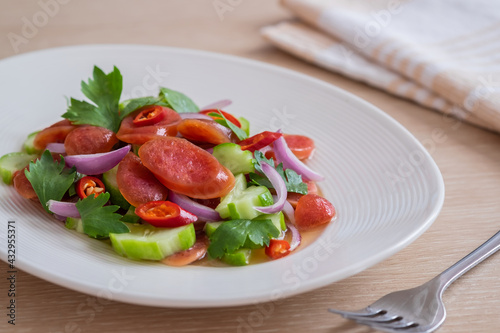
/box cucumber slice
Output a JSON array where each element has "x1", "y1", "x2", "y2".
[
  {"x1": 110, "y1": 223, "x2": 196, "y2": 261},
  {"x1": 216, "y1": 173, "x2": 273, "y2": 220},
  {"x1": 0, "y1": 152, "x2": 38, "y2": 185},
  {"x1": 239, "y1": 117, "x2": 250, "y2": 136},
  {"x1": 204, "y1": 221, "x2": 223, "y2": 237},
  {"x1": 121, "y1": 206, "x2": 140, "y2": 223},
  {"x1": 254, "y1": 211, "x2": 286, "y2": 232},
  {"x1": 102, "y1": 165, "x2": 131, "y2": 210},
  {"x1": 213, "y1": 143, "x2": 255, "y2": 175},
  {"x1": 23, "y1": 131, "x2": 42, "y2": 155},
  {"x1": 65, "y1": 217, "x2": 84, "y2": 234},
  {"x1": 222, "y1": 248, "x2": 251, "y2": 266}
]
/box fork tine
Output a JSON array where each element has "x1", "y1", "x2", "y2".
[
  {"x1": 365, "y1": 321, "x2": 419, "y2": 331},
  {"x1": 354, "y1": 314, "x2": 402, "y2": 324},
  {"x1": 328, "y1": 307, "x2": 384, "y2": 318}
]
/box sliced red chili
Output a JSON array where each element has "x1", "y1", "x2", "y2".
[
  {"x1": 200, "y1": 109, "x2": 241, "y2": 128},
  {"x1": 265, "y1": 239, "x2": 291, "y2": 259},
  {"x1": 76, "y1": 176, "x2": 106, "y2": 199},
  {"x1": 238, "y1": 131, "x2": 283, "y2": 152},
  {"x1": 135, "y1": 201, "x2": 198, "y2": 228},
  {"x1": 133, "y1": 106, "x2": 167, "y2": 127}
]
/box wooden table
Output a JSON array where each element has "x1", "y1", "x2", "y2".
[{"x1": 1, "y1": 1, "x2": 499, "y2": 332}]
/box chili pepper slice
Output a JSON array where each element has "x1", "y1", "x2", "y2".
[
  {"x1": 135, "y1": 201, "x2": 198, "y2": 228},
  {"x1": 133, "y1": 106, "x2": 167, "y2": 127},
  {"x1": 238, "y1": 131, "x2": 282, "y2": 152},
  {"x1": 200, "y1": 109, "x2": 241, "y2": 128},
  {"x1": 76, "y1": 176, "x2": 106, "y2": 199},
  {"x1": 265, "y1": 239, "x2": 291, "y2": 259}
]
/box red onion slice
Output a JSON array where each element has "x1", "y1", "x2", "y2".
[
  {"x1": 282, "y1": 200, "x2": 296, "y2": 225},
  {"x1": 200, "y1": 99, "x2": 232, "y2": 111},
  {"x1": 46, "y1": 143, "x2": 66, "y2": 154},
  {"x1": 47, "y1": 200, "x2": 81, "y2": 218},
  {"x1": 286, "y1": 223, "x2": 301, "y2": 251},
  {"x1": 273, "y1": 134, "x2": 324, "y2": 182},
  {"x1": 179, "y1": 113, "x2": 213, "y2": 121},
  {"x1": 169, "y1": 191, "x2": 220, "y2": 222},
  {"x1": 255, "y1": 163, "x2": 287, "y2": 214},
  {"x1": 65, "y1": 145, "x2": 130, "y2": 175}
]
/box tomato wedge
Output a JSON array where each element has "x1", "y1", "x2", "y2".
[
  {"x1": 138, "y1": 137, "x2": 235, "y2": 199},
  {"x1": 295, "y1": 194, "x2": 335, "y2": 230},
  {"x1": 135, "y1": 201, "x2": 197, "y2": 228},
  {"x1": 133, "y1": 105, "x2": 166, "y2": 126},
  {"x1": 76, "y1": 176, "x2": 105, "y2": 199},
  {"x1": 238, "y1": 131, "x2": 282, "y2": 152},
  {"x1": 64, "y1": 126, "x2": 118, "y2": 155},
  {"x1": 265, "y1": 239, "x2": 291, "y2": 259},
  {"x1": 200, "y1": 109, "x2": 241, "y2": 127}
]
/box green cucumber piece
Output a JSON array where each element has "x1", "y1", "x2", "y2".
[
  {"x1": 213, "y1": 143, "x2": 255, "y2": 175},
  {"x1": 0, "y1": 152, "x2": 38, "y2": 185},
  {"x1": 23, "y1": 131, "x2": 42, "y2": 154},
  {"x1": 204, "y1": 221, "x2": 223, "y2": 237},
  {"x1": 121, "y1": 206, "x2": 140, "y2": 223},
  {"x1": 223, "y1": 249, "x2": 251, "y2": 266},
  {"x1": 102, "y1": 165, "x2": 131, "y2": 210},
  {"x1": 65, "y1": 217, "x2": 85, "y2": 234},
  {"x1": 255, "y1": 211, "x2": 286, "y2": 232},
  {"x1": 239, "y1": 117, "x2": 250, "y2": 136},
  {"x1": 110, "y1": 223, "x2": 196, "y2": 261}
]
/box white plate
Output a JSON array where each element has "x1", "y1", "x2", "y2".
[{"x1": 0, "y1": 45, "x2": 444, "y2": 308}]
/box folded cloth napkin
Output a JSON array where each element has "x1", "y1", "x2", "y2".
[{"x1": 262, "y1": 0, "x2": 500, "y2": 133}]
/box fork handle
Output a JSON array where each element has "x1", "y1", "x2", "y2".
[{"x1": 433, "y1": 230, "x2": 500, "y2": 292}]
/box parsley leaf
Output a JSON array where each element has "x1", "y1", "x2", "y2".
[
  {"x1": 249, "y1": 151, "x2": 308, "y2": 194},
  {"x1": 62, "y1": 66, "x2": 123, "y2": 132},
  {"x1": 159, "y1": 87, "x2": 199, "y2": 113},
  {"x1": 208, "y1": 111, "x2": 248, "y2": 140},
  {"x1": 119, "y1": 96, "x2": 169, "y2": 119},
  {"x1": 25, "y1": 150, "x2": 76, "y2": 213},
  {"x1": 75, "y1": 192, "x2": 129, "y2": 238},
  {"x1": 207, "y1": 219, "x2": 279, "y2": 259}
]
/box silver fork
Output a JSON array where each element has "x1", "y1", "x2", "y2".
[{"x1": 329, "y1": 230, "x2": 500, "y2": 332}]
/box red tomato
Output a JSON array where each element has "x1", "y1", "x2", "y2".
[
  {"x1": 199, "y1": 109, "x2": 241, "y2": 127},
  {"x1": 295, "y1": 194, "x2": 335, "y2": 230},
  {"x1": 238, "y1": 131, "x2": 282, "y2": 152},
  {"x1": 76, "y1": 176, "x2": 105, "y2": 199},
  {"x1": 64, "y1": 126, "x2": 118, "y2": 155},
  {"x1": 266, "y1": 134, "x2": 316, "y2": 161},
  {"x1": 138, "y1": 137, "x2": 235, "y2": 199},
  {"x1": 135, "y1": 201, "x2": 197, "y2": 228},
  {"x1": 116, "y1": 152, "x2": 169, "y2": 207},
  {"x1": 116, "y1": 106, "x2": 181, "y2": 145},
  {"x1": 133, "y1": 105, "x2": 166, "y2": 126},
  {"x1": 161, "y1": 236, "x2": 208, "y2": 266},
  {"x1": 33, "y1": 119, "x2": 77, "y2": 150},
  {"x1": 177, "y1": 119, "x2": 234, "y2": 145},
  {"x1": 13, "y1": 167, "x2": 37, "y2": 200},
  {"x1": 265, "y1": 239, "x2": 291, "y2": 259},
  {"x1": 286, "y1": 181, "x2": 318, "y2": 208}
]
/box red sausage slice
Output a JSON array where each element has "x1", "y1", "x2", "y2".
[
  {"x1": 294, "y1": 194, "x2": 335, "y2": 230},
  {"x1": 13, "y1": 167, "x2": 37, "y2": 201},
  {"x1": 116, "y1": 152, "x2": 169, "y2": 207},
  {"x1": 177, "y1": 119, "x2": 234, "y2": 145},
  {"x1": 33, "y1": 119, "x2": 77, "y2": 150},
  {"x1": 116, "y1": 106, "x2": 181, "y2": 145},
  {"x1": 64, "y1": 126, "x2": 118, "y2": 155},
  {"x1": 138, "y1": 137, "x2": 235, "y2": 199}
]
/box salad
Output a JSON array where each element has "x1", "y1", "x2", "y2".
[{"x1": 0, "y1": 66, "x2": 336, "y2": 266}]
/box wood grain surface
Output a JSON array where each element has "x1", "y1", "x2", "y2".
[{"x1": 1, "y1": 1, "x2": 499, "y2": 332}]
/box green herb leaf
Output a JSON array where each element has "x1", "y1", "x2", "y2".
[
  {"x1": 24, "y1": 150, "x2": 76, "y2": 213},
  {"x1": 249, "y1": 151, "x2": 308, "y2": 194},
  {"x1": 159, "y1": 87, "x2": 199, "y2": 113},
  {"x1": 75, "y1": 192, "x2": 129, "y2": 239},
  {"x1": 207, "y1": 111, "x2": 248, "y2": 140},
  {"x1": 119, "y1": 96, "x2": 169, "y2": 119},
  {"x1": 207, "y1": 219, "x2": 279, "y2": 258},
  {"x1": 62, "y1": 66, "x2": 123, "y2": 132}
]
